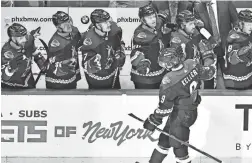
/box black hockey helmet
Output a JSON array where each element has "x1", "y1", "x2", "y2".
[
  {"x1": 90, "y1": 9, "x2": 111, "y2": 24},
  {"x1": 158, "y1": 46, "x2": 184, "y2": 69},
  {"x1": 176, "y1": 10, "x2": 196, "y2": 26},
  {"x1": 138, "y1": 4, "x2": 156, "y2": 19},
  {"x1": 7, "y1": 23, "x2": 27, "y2": 38},
  {"x1": 52, "y1": 11, "x2": 70, "y2": 26},
  {"x1": 238, "y1": 9, "x2": 252, "y2": 22}
]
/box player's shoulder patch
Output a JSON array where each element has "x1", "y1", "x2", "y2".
[
  {"x1": 3, "y1": 51, "x2": 14, "y2": 59},
  {"x1": 171, "y1": 37, "x2": 181, "y2": 44},
  {"x1": 50, "y1": 39, "x2": 60, "y2": 47},
  {"x1": 136, "y1": 32, "x2": 147, "y2": 39},
  {"x1": 83, "y1": 38, "x2": 92, "y2": 46},
  {"x1": 162, "y1": 75, "x2": 171, "y2": 85}
]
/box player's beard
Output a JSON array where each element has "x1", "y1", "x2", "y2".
[
  {"x1": 63, "y1": 25, "x2": 72, "y2": 33},
  {"x1": 101, "y1": 24, "x2": 111, "y2": 33},
  {"x1": 14, "y1": 38, "x2": 26, "y2": 48}
]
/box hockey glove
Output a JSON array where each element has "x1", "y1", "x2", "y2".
[
  {"x1": 115, "y1": 49, "x2": 126, "y2": 68},
  {"x1": 158, "y1": 9, "x2": 170, "y2": 24},
  {"x1": 86, "y1": 54, "x2": 102, "y2": 74},
  {"x1": 198, "y1": 39, "x2": 215, "y2": 59},
  {"x1": 143, "y1": 114, "x2": 162, "y2": 132},
  {"x1": 166, "y1": 23, "x2": 178, "y2": 32},
  {"x1": 237, "y1": 45, "x2": 252, "y2": 63},
  {"x1": 136, "y1": 59, "x2": 151, "y2": 74},
  {"x1": 195, "y1": 19, "x2": 204, "y2": 28},
  {"x1": 198, "y1": 65, "x2": 216, "y2": 80},
  {"x1": 9, "y1": 55, "x2": 24, "y2": 70},
  {"x1": 190, "y1": 89, "x2": 202, "y2": 106},
  {"x1": 34, "y1": 53, "x2": 47, "y2": 73}
]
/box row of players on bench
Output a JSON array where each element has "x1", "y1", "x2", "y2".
[{"x1": 1, "y1": 5, "x2": 252, "y2": 90}]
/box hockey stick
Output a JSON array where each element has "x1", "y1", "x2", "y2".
[
  {"x1": 128, "y1": 113, "x2": 223, "y2": 163},
  {"x1": 112, "y1": 67, "x2": 119, "y2": 89},
  {"x1": 34, "y1": 38, "x2": 49, "y2": 86}
]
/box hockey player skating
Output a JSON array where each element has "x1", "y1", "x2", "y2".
[
  {"x1": 80, "y1": 9, "x2": 126, "y2": 89},
  {"x1": 130, "y1": 4, "x2": 170, "y2": 89},
  {"x1": 46, "y1": 11, "x2": 81, "y2": 89},
  {"x1": 222, "y1": 9, "x2": 252, "y2": 90},
  {"x1": 1, "y1": 23, "x2": 47, "y2": 89},
  {"x1": 143, "y1": 46, "x2": 216, "y2": 163}
]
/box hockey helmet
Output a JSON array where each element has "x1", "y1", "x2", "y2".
[
  {"x1": 7, "y1": 23, "x2": 27, "y2": 38},
  {"x1": 90, "y1": 9, "x2": 111, "y2": 24},
  {"x1": 158, "y1": 46, "x2": 184, "y2": 69},
  {"x1": 238, "y1": 9, "x2": 252, "y2": 22},
  {"x1": 176, "y1": 10, "x2": 196, "y2": 26},
  {"x1": 138, "y1": 4, "x2": 156, "y2": 19},
  {"x1": 52, "y1": 11, "x2": 70, "y2": 26}
]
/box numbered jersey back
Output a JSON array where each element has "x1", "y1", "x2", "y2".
[{"x1": 161, "y1": 59, "x2": 201, "y2": 98}]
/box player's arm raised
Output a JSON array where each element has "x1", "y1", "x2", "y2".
[
  {"x1": 130, "y1": 35, "x2": 151, "y2": 75},
  {"x1": 28, "y1": 34, "x2": 47, "y2": 72},
  {"x1": 198, "y1": 39, "x2": 217, "y2": 66}
]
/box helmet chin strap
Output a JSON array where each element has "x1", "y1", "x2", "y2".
[
  {"x1": 95, "y1": 24, "x2": 109, "y2": 39},
  {"x1": 57, "y1": 26, "x2": 72, "y2": 39}
]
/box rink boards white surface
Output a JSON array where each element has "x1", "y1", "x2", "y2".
[{"x1": 1, "y1": 91, "x2": 252, "y2": 163}]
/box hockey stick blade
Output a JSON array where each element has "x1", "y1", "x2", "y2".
[
  {"x1": 128, "y1": 113, "x2": 144, "y2": 122},
  {"x1": 128, "y1": 113, "x2": 223, "y2": 163}
]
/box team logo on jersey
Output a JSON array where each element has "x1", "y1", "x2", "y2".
[
  {"x1": 162, "y1": 75, "x2": 171, "y2": 84},
  {"x1": 105, "y1": 45, "x2": 115, "y2": 69},
  {"x1": 171, "y1": 37, "x2": 181, "y2": 44},
  {"x1": 136, "y1": 32, "x2": 147, "y2": 39},
  {"x1": 229, "y1": 33, "x2": 240, "y2": 39},
  {"x1": 83, "y1": 38, "x2": 92, "y2": 46},
  {"x1": 51, "y1": 39, "x2": 60, "y2": 47},
  {"x1": 4, "y1": 51, "x2": 14, "y2": 59}
]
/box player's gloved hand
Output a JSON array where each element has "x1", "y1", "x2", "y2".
[
  {"x1": 237, "y1": 45, "x2": 252, "y2": 63},
  {"x1": 166, "y1": 23, "x2": 178, "y2": 32},
  {"x1": 198, "y1": 39, "x2": 215, "y2": 60},
  {"x1": 9, "y1": 55, "x2": 24, "y2": 70},
  {"x1": 195, "y1": 19, "x2": 204, "y2": 28},
  {"x1": 158, "y1": 9, "x2": 170, "y2": 24},
  {"x1": 136, "y1": 59, "x2": 151, "y2": 74},
  {"x1": 198, "y1": 65, "x2": 216, "y2": 80},
  {"x1": 143, "y1": 114, "x2": 162, "y2": 132},
  {"x1": 34, "y1": 53, "x2": 47, "y2": 73},
  {"x1": 191, "y1": 90, "x2": 202, "y2": 105},
  {"x1": 115, "y1": 49, "x2": 126, "y2": 68},
  {"x1": 199, "y1": 39, "x2": 213, "y2": 54},
  {"x1": 86, "y1": 54, "x2": 102, "y2": 74}
]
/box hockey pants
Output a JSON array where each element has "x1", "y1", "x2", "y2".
[{"x1": 149, "y1": 109, "x2": 198, "y2": 163}]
